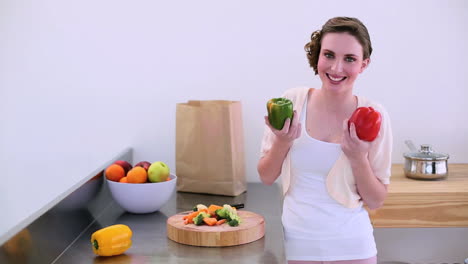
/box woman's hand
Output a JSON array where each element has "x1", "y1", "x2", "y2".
[
  {"x1": 264, "y1": 110, "x2": 301, "y2": 145},
  {"x1": 341, "y1": 119, "x2": 388, "y2": 210},
  {"x1": 258, "y1": 110, "x2": 301, "y2": 185},
  {"x1": 341, "y1": 119, "x2": 371, "y2": 163}
]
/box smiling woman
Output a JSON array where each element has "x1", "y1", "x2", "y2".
[
  {"x1": 316, "y1": 32, "x2": 370, "y2": 93},
  {"x1": 305, "y1": 17, "x2": 372, "y2": 75},
  {"x1": 258, "y1": 17, "x2": 393, "y2": 264}
]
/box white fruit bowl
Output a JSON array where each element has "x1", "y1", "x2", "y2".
[{"x1": 106, "y1": 174, "x2": 177, "y2": 214}]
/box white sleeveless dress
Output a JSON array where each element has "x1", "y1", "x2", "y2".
[{"x1": 282, "y1": 97, "x2": 377, "y2": 261}]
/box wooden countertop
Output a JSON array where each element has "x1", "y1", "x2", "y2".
[{"x1": 368, "y1": 163, "x2": 468, "y2": 228}]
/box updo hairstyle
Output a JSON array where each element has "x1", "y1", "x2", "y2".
[{"x1": 304, "y1": 17, "x2": 373, "y2": 75}]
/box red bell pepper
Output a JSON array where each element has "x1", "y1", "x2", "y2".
[{"x1": 348, "y1": 107, "x2": 382, "y2": 142}]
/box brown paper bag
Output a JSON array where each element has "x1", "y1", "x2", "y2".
[{"x1": 175, "y1": 100, "x2": 246, "y2": 196}]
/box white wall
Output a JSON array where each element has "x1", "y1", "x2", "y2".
[{"x1": 1, "y1": 0, "x2": 467, "y2": 236}]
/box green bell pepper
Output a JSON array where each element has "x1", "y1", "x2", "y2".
[{"x1": 267, "y1": 98, "x2": 294, "y2": 130}]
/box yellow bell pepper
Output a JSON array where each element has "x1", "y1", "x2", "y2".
[{"x1": 90, "y1": 224, "x2": 132, "y2": 257}]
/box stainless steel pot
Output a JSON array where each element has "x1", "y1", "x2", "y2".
[{"x1": 403, "y1": 140, "x2": 450, "y2": 180}]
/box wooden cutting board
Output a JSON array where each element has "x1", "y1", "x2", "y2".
[{"x1": 166, "y1": 210, "x2": 265, "y2": 247}]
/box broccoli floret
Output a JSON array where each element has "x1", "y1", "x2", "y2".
[
  {"x1": 223, "y1": 204, "x2": 236, "y2": 214},
  {"x1": 216, "y1": 204, "x2": 237, "y2": 219},
  {"x1": 228, "y1": 218, "x2": 239, "y2": 227},
  {"x1": 228, "y1": 211, "x2": 240, "y2": 221},
  {"x1": 193, "y1": 212, "x2": 210, "y2": 225},
  {"x1": 215, "y1": 208, "x2": 230, "y2": 219},
  {"x1": 216, "y1": 205, "x2": 242, "y2": 226}
]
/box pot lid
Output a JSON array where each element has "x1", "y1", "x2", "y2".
[{"x1": 404, "y1": 144, "x2": 449, "y2": 161}]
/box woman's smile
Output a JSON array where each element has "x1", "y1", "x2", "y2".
[
  {"x1": 326, "y1": 73, "x2": 347, "y2": 84},
  {"x1": 317, "y1": 32, "x2": 369, "y2": 92}
]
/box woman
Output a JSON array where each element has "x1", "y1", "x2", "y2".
[{"x1": 258, "y1": 17, "x2": 393, "y2": 263}]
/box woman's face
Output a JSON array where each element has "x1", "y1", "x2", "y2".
[{"x1": 317, "y1": 32, "x2": 369, "y2": 93}]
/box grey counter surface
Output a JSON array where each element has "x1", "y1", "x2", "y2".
[
  {"x1": 54, "y1": 182, "x2": 286, "y2": 264},
  {"x1": 1, "y1": 147, "x2": 467, "y2": 264}
]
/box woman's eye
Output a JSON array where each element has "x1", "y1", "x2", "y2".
[
  {"x1": 324, "y1": 53, "x2": 334, "y2": 58},
  {"x1": 345, "y1": 57, "x2": 356, "y2": 62}
]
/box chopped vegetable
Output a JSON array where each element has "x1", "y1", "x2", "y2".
[
  {"x1": 214, "y1": 204, "x2": 242, "y2": 226},
  {"x1": 193, "y1": 212, "x2": 210, "y2": 225},
  {"x1": 216, "y1": 219, "x2": 227, "y2": 225},
  {"x1": 193, "y1": 204, "x2": 208, "y2": 212},
  {"x1": 203, "y1": 217, "x2": 218, "y2": 226},
  {"x1": 228, "y1": 218, "x2": 239, "y2": 227},
  {"x1": 184, "y1": 203, "x2": 242, "y2": 227},
  {"x1": 183, "y1": 211, "x2": 200, "y2": 225},
  {"x1": 215, "y1": 208, "x2": 229, "y2": 219},
  {"x1": 207, "y1": 204, "x2": 223, "y2": 216},
  {"x1": 216, "y1": 204, "x2": 236, "y2": 219}
]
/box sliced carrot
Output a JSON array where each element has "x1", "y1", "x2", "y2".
[
  {"x1": 208, "y1": 205, "x2": 223, "y2": 216},
  {"x1": 203, "y1": 217, "x2": 218, "y2": 226},
  {"x1": 184, "y1": 211, "x2": 200, "y2": 224},
  {"x1": 216, "y1": 219, "x2": 227, "y2": 225},
  {"x1": 209, "y1": 211, "x2": 219, "y2": 218},
  {"x1": 207, "y1": 204, "x2": 223, "y2": 215},
  {"x1": 186, "y1": 211, "x2": 199, "y2": 218}
]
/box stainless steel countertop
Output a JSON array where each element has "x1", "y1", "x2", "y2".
[
  {"x1": 54, "y1": 182, "x2": 286, "y2": 264},
  {"x1": 1, "y1": 146, "x2": 466, "y2": 264}
]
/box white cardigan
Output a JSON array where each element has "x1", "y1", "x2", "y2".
[{"x1": 260, "y1": 87, "x2": 393, "y2": 208}]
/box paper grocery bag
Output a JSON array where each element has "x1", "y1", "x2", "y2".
[{"x1": 175, "y1": 100, "x2": 246, "y2": 196}]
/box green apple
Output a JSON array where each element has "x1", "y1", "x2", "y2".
[{"x1": 147, "y1": 161, "x2": 170, "y2": 183}]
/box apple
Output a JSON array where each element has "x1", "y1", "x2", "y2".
[
  {"x1": 147, "y1": 161, "x2": 170, "y2": 183},
  {"x1": 114, "y1": 160, "x2": 132, "y2": 174},
  {"x1": 135, "y1": 161, "x2": 151, "y2": 171}
]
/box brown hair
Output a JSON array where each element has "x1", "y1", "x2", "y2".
[{"x1": 304, "y1": 17, "x2": 373, "y2": 75}]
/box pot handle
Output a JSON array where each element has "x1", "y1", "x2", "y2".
[{"x1": 405, "y1": 140, "x2": 417, "y2": 152}]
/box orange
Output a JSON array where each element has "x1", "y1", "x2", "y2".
[
  {"x1": 127, "y1": 167, "x2": 147, "y2": 183},
  {"x1": 119, "y1": 176, "x2": 128, "y2": 183},
  {"x1": 105, "y1": 164, "x2": 125, "y2": 182}
]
